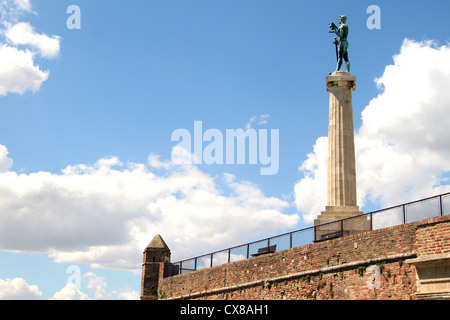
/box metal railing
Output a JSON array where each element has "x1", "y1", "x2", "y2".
[{"x1": 173, "y1": 192, "x2": 450, "y2": 275}]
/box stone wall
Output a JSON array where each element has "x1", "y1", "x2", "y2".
[{"x1": 153, "y1": 215, "x2": 450, "y2": 300}]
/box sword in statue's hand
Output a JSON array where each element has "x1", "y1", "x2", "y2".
[{"x1": 333, "y1": 37, "x2": 339, "y2": 62}]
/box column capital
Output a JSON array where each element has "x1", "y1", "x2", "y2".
[{"x1": 326, "y1": 71, "x2": 356, "y2": 92}]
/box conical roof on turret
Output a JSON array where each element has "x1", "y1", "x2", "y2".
[{"x1": 146, "y1": 234, "x2": 170, "y2": 251}]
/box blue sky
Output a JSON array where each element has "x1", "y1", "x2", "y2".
[{"x1": 0, "y1": 0, "x2": 450, "y2": 299}]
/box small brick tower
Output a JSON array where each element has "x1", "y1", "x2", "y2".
[{"x1": 140, "y1": 234, "x2": 178, "y2": 300}]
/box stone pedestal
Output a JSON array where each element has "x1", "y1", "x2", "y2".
[
  {"x1": 315, "y1": 71, "x2": 370, "y2": 240},
  {"x1": 314, "y1": 206, "x2": 370, "y2": 241}
]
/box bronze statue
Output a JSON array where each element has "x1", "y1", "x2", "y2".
[{"x1": 329, "y1": 15, "x2": 350, "y2": 73}]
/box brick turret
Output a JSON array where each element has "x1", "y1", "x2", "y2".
[{"x1": 140, "y1": 234, "x2": 178, "y2": 300}]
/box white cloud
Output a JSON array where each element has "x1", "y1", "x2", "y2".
[
  {"x1": 13, "y1": 0, "x2": 31, "y2": 13},
  {"x1": 0, "y1": 0, "x2": 32, "y2": 22},
  {"x1": 0, "y1": 0, "x2": 60, "y2": 96},
  {"x1": 115, "y1": 289, "x2": 140, "y2": 300},
  {"x1": 0, "y1": 145, "x2": 13, "y2": 172},
  {"x1": 0, "y1": 145, "x2": 299, "y2": 273},
  {"x1": 245, "y1": 114, "x2": 270, "y2": 130},
  {"x1": 148, "y1": 153, "x2": 172, "y2": 170},
  {"x1": 81, "y1": 272, "x2": 139, "y2": 300},
  {"x1": 0, "y1": 273, "x2": 139, "y2": 300},
  {"x1": 294, "y1": 39, "x2": 450, "y2": 223},
  {"x1": 6, "y1": 22, "x2": 60, "y2": 58},
  {"x1": 83, "y1": 273, "x2": 109, "y2": 300},
  {"x1": 0, "y1": 44, "x2": 49, "y2": 95},
  {"x1": 293, "y1": 137, "x2": 327, "y2": 223},
  {"x1": 0, "y1": 277, "x2": 42, "y2": 300},
  {"x1": 50, "y1": 283, "x2": 90, "y2": 300},
  {"x1": 48, "y1": 272, "x2": 139, "y2": 300}
]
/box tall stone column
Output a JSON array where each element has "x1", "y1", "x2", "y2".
[
  {"x1": 327, "y1": 71, "x2": 358, "y2": 208},
  {"x1": 314, "y1": 71, "x2": 369, "y2": 240}
]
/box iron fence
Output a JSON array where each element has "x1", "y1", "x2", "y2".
[{"x1": 173, "y1": 192, "x2": 450, "y2": 275}]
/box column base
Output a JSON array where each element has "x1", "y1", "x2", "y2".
[{"x1": 314, "y1": 206, "x2": 371, "y2": 241}]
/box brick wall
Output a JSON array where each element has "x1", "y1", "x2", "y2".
[
  {"x1": 154, "y1": 215, "x2": 450, "y2": 300},
  {"x1": 415, "y1": 215, "x2": 450, "y2": 257}
]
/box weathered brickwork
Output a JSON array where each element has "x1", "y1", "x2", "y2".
[
  {"x1": 145, "y1": 215, "x2": 450, "y2": 300},
  {"x1": 415, "y1": 215, "x2": 450, "y2": 257},
  {"x1": 213, "y1": 261, "x2": 416, "y2": 300}
]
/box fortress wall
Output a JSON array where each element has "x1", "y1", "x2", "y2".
[{"x1": 152, "y1": 215, "x2": 450, "y2": 300}]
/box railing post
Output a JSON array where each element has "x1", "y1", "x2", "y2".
[
  {"x1": 180, "y1": 261, "x2": 183, "y2": 274},
  {"x1": 246, "y1": 244, "x2": 250, "y2": 259},
  {"x1": 370, "y1": 212, "x2": 373, "y2": 231},
  {"x1": 290, "y1": 232, "x2": 293, "y2": 249},
  {"x1": 228, "y1": 249, "x2": 231, "y2": 263},
  {"x1": 402, "y1": 204, "x2": 406, "y2": 224},
  {"x1": 194, "y1": 258, "x2": 197, "y2": 271},
  {"x1": 440, "y1": 195, "x2": 444, "y2": 217},
  {"x1": 210, "y1": 254, "x2": 213, "y2": 268}
]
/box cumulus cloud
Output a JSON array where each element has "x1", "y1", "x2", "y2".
[
  {"x1": 0, "y1": 145, "x2": 13, "y2": 172},
  {"x1": 0, "y1": 271, "x2": 138, "y2": 300},
  {"x1": 0, "y1": 145, "x2": 298, "y2": 273},
  {"x1": 293, "y1": 137, "x2": 327, "y2": 223},
  {"x1": 0, "y1": 277, "x2": 42, "y2": 300},
  {"x1": 0, "y1": 276, "x2": 139, "y2": 300},
  {"x1": 50, "y1": 283, "x2": 90, "y2": 300},
  {"x1": 0, "y1": 0, "x2": 60, "y2": 96},
  {"x1": 0, "y1": 0, "x2": 32, "y2": 21},
  {"x1": 49, "y1": 272, "x2": 139, "y2": 300},
  {"x1": 82, "y1": 272, "x2": 139, "y2": 300},
  {"x1": 6, "y1": 22, "x2": 60, "y2": 58},
  {"x1": 294, "y1": 39, "x2": 450, "y2": 223},
  {"x1": 0, "y1": 44, "x2": 49, "y2": 95},
  {"x1": 0, "y1": 275, "x2": 139, "y2": 300},
  {"x1": 12, "y1": 0, "x2": 31, "y2": 13}
]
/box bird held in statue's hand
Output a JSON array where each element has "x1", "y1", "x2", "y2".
[{"x1": 329, "y1": 22, "x2": 338, "y2": 31}]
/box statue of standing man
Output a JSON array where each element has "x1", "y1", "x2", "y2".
[{"x1": 329, "y1": 15, "x2": 350, "y2": 73}]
